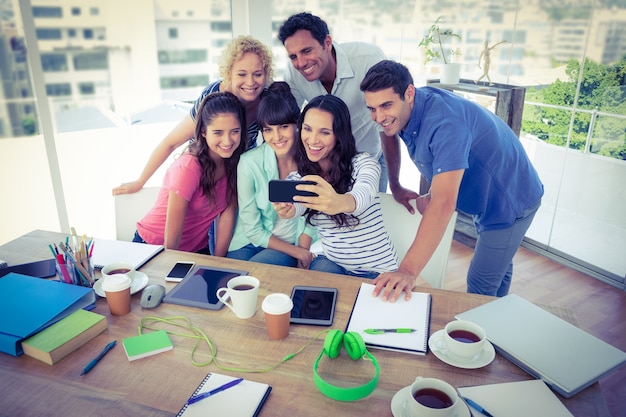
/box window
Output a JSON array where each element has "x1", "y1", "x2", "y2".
[
  {"x1": 157, "y1": 50, "x2": 208, "y2": 64},
  {"x1": 45, "y1": 83, "x2": 71, "y2": 96},
  {"x1": 160, "y1": 75, "x2": 210, "y2": 89},
  {"x1": 73, "y1": 53, "x2": 108, "y2": 70},
  {"x1": 169, "y1": 28, "x2": 178, "y2": 39},
  {"x1": 90, "y1": 7, "x2": 99, "y2": 16},
  {"x1": 68, "y1": 29, "x2": 76, "y2": 37},
  {"x1": 71, "y1": 7, "x2": 80, "y2": 16},
  {"x1": 32, "y1": 7, "x2": 62, "y2": 18},
  {"x1": 78, "y1": 83, "x2": 95, "y2": 95},
  {"x1": 83, "y1": 29, "x2": 94, "y2": 39},
  {"x1": 36, "y1": 28, "x2": 62, "y2": 40},
  {"x1": 211, "y1": 22, "x2": 231, "y2": 32},
  {"x1": 41, "y1": 54, "x2": 68, "y2": 72}
]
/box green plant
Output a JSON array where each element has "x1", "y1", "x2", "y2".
[{"x1": 418, "y1": 16, "x2": 462, "y2": 65}]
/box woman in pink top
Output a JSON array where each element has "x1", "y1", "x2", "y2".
[{"x1": 135, "y1": 92, "x2": 246, "y2": 254}]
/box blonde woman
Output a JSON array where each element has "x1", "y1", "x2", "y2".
[{"x1": 113, "y1": 35, "x2": 273, "y2": 195}]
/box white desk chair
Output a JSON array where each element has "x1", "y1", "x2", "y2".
[
  {"x1": 378, "y1": 192, "x2": 457, "y2": 289},
  {"x1": 114, "y1": 187, "x2": 160, "y2": 241}
]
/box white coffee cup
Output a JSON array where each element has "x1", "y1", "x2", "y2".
[
  {"x1": 101, "y1": 262, "x2": 136, "y2": 280},
  {"x1": 406, "y1": 377, "x2": 458, "y2": 417},
  {"x1": 216, "y1": 276, "x2": 260, "y2": 319},
  {"x1": 442, "y1": 320, "x2": 486, "y2": 361}
]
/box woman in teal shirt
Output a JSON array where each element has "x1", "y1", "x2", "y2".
[{"x1": 227, "y1": 82, "x2": 316, "y2": 268}]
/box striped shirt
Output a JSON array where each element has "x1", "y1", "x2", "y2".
[{"x1": 291, "y1": 153, "x2": 398, "y2": 274}]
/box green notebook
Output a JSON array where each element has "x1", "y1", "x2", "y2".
[
  {"x1": 122, "y1": 330, "x2": 173, "y2": 361},
  {"x1": 22, "y1": 309, "x2": 107, "y2": 365}
]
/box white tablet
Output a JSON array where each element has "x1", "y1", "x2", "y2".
[{"x1": 289, "y1": 285, "x2": 338, "y2": 326}]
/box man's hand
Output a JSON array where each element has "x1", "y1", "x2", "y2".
[
  {"x1": 390, "y1": 186, "x2": 420, "y2": 214},
  {"x1": 372, "y1": 268, "x2": 421, "y2": 302}
]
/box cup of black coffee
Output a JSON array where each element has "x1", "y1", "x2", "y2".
[
  {"x1": 443, "y1": 320, "x2": 486, "y2": 361},
  {"x1": 406, "y1": 377, "x2": 458, "y2": 417}
]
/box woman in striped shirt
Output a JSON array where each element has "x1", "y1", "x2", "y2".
[{"x1": 275, "y1": 95, "x2": 398, "y2": 278}]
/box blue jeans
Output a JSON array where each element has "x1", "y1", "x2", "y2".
[
  {"x1": 310, "y1": 255, "x2": 379, "y2": 279},
  {"x1": 467, "y1": 201, "x2": 541, "y2": 296},
  {"x1": 227, "y1": 243, "x2": 297, "y2": 267},
  {"x1": 132, "y1": 230, "x2": 146, "y2": 244},
  {"x1": 378, "y1": 153, "x2": 389, "y2": 193}
]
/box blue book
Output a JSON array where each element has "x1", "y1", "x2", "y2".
[{"x1": 0, "y1": 273, "x2": 96, "y2": 356}]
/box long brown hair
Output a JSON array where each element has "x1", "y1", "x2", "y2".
[
  {"x1": 295, "y1": 95, "x2": 358, "y2": 228},
  {"x1": 190, "y1": 92, "x2": 246, "y2": 204}
]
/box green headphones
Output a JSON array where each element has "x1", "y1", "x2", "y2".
[{"x1": 313, "y1": 329, "x2": 380, "y2": 401}]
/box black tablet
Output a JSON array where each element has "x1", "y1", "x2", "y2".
[
  {"x1": 0, "y1": 258, "x2": 57, "y2": 278},
  {"x1": 162, "y1": 265, "x2": 248, "y2": 310},
  {"x1": 290, "y1": 285, "x2": 338, "y2": 326}
]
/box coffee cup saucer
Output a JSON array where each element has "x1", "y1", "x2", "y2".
[
  {"x1": 391, "y1": 385, "x2": 471, "y2": 417},
  {"x1": 428, "y1": 329, "x2": 495, "y2": 369},
  {"x1": 93, "y1": 271, "x2": 149, "y2": 297}
]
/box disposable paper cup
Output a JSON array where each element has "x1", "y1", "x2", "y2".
[
  {"x1": 262, "y1": 293, "x2": 293, "y2": 339},
  {"x1": 101, "y1": 274, "x2": 132, "y2": 316}
]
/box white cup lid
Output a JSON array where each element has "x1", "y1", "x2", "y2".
[
  {"x1": 101, "y1": 274, "x2": 132, "y2": 292},
  {"x1": 262, "y1": 293, "x2": 293, "y2": 315}
]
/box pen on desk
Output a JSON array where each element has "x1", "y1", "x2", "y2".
[
  {"x1": 186, "y1": 378, "x2": 244, "y2": 405},
  {"x1": 363, "y1": 328, "x2": 416, "y2": 334},
  {"x1": 81, "y1": 340, "x2": 117, "y2": 375},
  {"x1": 463, "y1": 396, "x2": 495, "y2": 417}
]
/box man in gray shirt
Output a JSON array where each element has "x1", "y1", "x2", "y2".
[{"x1": 278, "y1": 12, "x2": 388, "y2": 191}]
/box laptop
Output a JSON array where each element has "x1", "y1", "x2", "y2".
[{"x1": 456, "y1": 293, "x2": 626, "y2": 398}]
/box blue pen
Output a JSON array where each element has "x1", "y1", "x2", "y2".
[
  {"x1": 463, "y1": 397, "x2": 495, "y2": 417},
  {"x1": 187, "y1": 378, "x2": 244, "y2": 405},
  {"x1": 81, "y1": 340, "x2": 116, "y2": 375}
]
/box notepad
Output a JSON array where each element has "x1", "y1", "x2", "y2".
[
  {"x1": 91, "y1": 238, "x2": 163, "y2": 270},
  {"x1": 176, "y1": 373, "x2": 271, "y2": 417},
  {"x1": 456, "y1": 294, "x2": 626, "y2": 398},
  {"x1": 122, "y1": 330, "x2": 173, "y2": 361},
  {"x1": 346, "y1": 282, "x2": 432, "y2": 355},
  {"x1": 458, "y1": 379, "x2": 573, "y2": 417}
]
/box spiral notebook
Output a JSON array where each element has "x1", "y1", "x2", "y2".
[
  {"x1": 346, "y1": 282, "x2": 432, "y2": 355},
  {"x1": 91, "y1": 238, "x2": 163, "y2": 270},
  {"x1": 176, "y1": 373, "x2": 272, "y2": 417}
]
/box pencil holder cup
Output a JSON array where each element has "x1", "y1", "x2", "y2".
[
  {"x1": 56, "y1": 256, "x2": 94, "y2": 287},
  {"x1": 56, "y1": 261, "x2": 77, "y2": 285}
]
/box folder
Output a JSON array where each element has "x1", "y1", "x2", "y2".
[{"x1": 0, "y1": 273, "x2": 96, "y2": 356}]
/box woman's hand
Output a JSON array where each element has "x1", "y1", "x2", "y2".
[
  {"x1": 112, "y1": 180, "x2": 144, "y2": 196},
  {"x1": 295, "y1": 175, "x2": 355, "y2": 215},
  {"x1": 272, "y1": 202, "x2": 295, "y2": 219},
  {"x1": 295, "y1": 247, "x2": 315, "y2": 269}
]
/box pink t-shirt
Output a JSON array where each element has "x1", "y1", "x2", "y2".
[{"x1": 136, "y1": 153, "x2": 229, "y2": 252}]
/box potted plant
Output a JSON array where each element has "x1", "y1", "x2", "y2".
[{"x1": 418, "y1": 16, "x2": 462, "y2": 84}]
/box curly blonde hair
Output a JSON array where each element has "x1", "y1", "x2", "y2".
[{"x1": 219, "y1": 35, "x2": 274, "y2": 89}]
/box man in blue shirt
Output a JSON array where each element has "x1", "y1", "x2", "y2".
[
  {"x1": 360, "y1": 60, "x2": 543, "y2": 300},
  {"x1": 278, "y1": 12, "x2": 388, "y2": 192}
]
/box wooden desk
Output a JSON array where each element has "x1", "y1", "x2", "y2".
[{"x1": 0, "y1": 230, "x2": 610, "y2": 417}]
